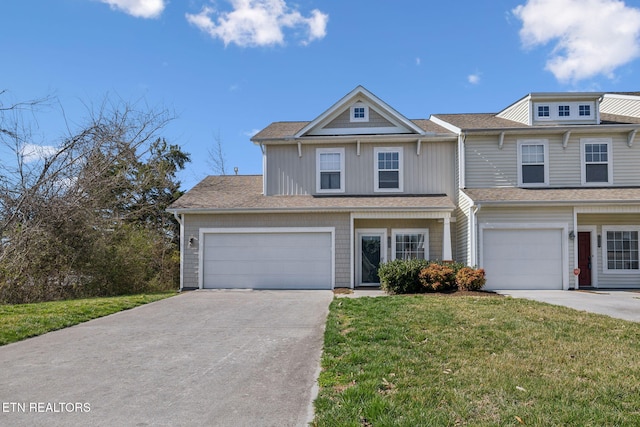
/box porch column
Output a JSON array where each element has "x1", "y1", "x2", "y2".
[{"x1": 442, "y1": 216, "x2": 452, "y2": 261}]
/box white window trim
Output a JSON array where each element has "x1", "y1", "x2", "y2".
[
  {"x1": 374, "y1": 147, "x2": 403, "y2": 193},
  {"x1": 350, "y1": 102, "x2": 369, "y2": 123},
  {"x1": 536, "y1": 104, "x2": 551, "y2": 120},
  {"x1": 517, "y1": 139, "x2": 549, "y2": 187},
  {"x1": 316, "y1": 147, "x2": 345, "y2": 193},
  {"x1": 602, "y1": 226, "x2": 640, "y2": 274},
  {"x1": 581, "y1": 138, "x2": 613, "y2": 186},
  {"x1": 391, "y1": 229, "x2": 429, "y2": 260}
]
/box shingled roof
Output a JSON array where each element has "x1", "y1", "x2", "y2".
[
  {"x1": 168, "y1": 175, "x2": 455, "y2": 212},
  {"x1": 251, "y1": 119, "x2": 453, "y2": 141},
  {"x1": 463, "y1": 187, "x2": 640, "y2": 205}
]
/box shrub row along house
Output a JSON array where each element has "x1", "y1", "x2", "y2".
[{"x1": 167, "y1": 87, "x2": 640, "y2": 291}]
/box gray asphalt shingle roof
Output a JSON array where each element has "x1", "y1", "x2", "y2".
[
  {"x1": 169, "y1": 175, "x2": 455, "y2": 212},
  {"x1": 463, "y1": 187, "x2": 640, "y2": 204}
]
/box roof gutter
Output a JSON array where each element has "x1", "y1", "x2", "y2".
[{"x1": 165, "y1": 206, "x2": 456, "y2": 215}]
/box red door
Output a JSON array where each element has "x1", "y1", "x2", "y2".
[{"x1": 577, "y1": 232, "x2": 591, "y2": 287}]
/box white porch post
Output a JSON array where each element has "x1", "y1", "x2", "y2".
[{"x1": 442, "y1": 216, "x2": 452, "y2": 261}]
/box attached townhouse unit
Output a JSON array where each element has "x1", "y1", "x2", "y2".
[{"x1": 168, "y1": 87, "x2": 640, "y2": 291}]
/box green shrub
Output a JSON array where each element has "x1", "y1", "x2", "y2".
[
  {"x1": 455, "y1": 267, "x2": 486, "y2": 291},
  {"x1": 378, "y1": 259, "x2": 430, "y2": 294},
  {"x1": 419, "y1": 263, "x2": 456, "y2": 291}
]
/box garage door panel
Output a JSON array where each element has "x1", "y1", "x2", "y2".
[
  {"x1": 202, "y1": 230, "x2": 333, "y2": 290},
  {"x1": 483, "y1": 228, "x2": 563, "y2": 290}
]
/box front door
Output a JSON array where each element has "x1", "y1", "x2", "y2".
[
  {"x1": 578, "y1": 232, "x2": 592, "y2": 287},
  {"x1": 357, "y1": 230, "x2": 387, "y2": 286}
]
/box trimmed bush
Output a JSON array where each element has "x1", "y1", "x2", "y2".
[
  {"x1": 419, "y1": 263, "x2": 456, "y2": 291},
  {"x1": 456, "y1": 267, "x2": 486, "y2": 291},
  {"x1": 378, "y1": 259, "x2": 430, "y2": 294}
]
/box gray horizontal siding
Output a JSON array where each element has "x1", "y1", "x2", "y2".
[
  {"x1": 465, "y1": 132, "x2": 640, "y2": 188},
  {"x1": 578, "y1": 213, "x2": 640, "y2": 288}
]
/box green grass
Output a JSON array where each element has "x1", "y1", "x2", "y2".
[
  {"x1": 314, "y1": 295, "x2": 640, "y2": 426},
  {"x1": 0, "y1": 292, "x2": 176, "y2": 346}
]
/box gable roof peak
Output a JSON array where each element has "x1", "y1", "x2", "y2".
[{"x1": 293, "y1": 85, "x2": 426, "y2": 138}]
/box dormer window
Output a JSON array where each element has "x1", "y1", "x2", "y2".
[
  {"x1": 350, "y1": 103, "x2": 369, "y2": 122},
  {"x1": 558, "y1": 105, "x2": 570, "y2": 117},
  {"x1": 537, "y1": 105, "x2": 550, "y2": 117},
  {"x1": 579, "y1": 105, "x2": 591, "y2": 116}
]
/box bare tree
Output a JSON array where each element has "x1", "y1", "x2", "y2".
[
  {"x1": 207, "y1": 131, "x2": 227, "y2": 175},
  {"x1": 0, "y1": 93, "x2": 189, "y2": 302}
]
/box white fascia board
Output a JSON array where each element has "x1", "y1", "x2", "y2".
[
  {"x1": 428, "y1": 115, "x2": 462, "y2": 134},
  {"x1": 295, "y1": 85, "x2": 425, "y2": 138}
]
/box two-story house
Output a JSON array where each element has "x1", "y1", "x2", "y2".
[{"x1": 168, "y1": 87, "x2": 640, "y2": 291}]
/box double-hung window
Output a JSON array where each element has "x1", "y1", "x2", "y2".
[
  {"x1": 392, "y1": 229, "x2": 429, "y2": 260},
  {"x1": 374, "y1": 147, "x2": 403, "y2": 192},
  {"x1": 316, "y1": 148, "x2": 345, "y2": 193},
  {"x1": 582, "y1": 139, "x2": 612, "y2": 185},
  {"x1": 603, "y1": 227, "x2": 639, "y2": 272},
  {"x1": 518, "y1": 140, "x2": 548, "y2": 186}
]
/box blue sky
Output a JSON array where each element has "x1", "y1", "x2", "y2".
[{"x1": 3, "y1": 0, "x2": 640, "y2": 190}]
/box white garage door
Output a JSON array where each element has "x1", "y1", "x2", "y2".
[
  {"x1": 482, "y1": 228, "x2": 564, "y2": 290},
  {"x1": 201, "y1": 229, "x2": 333, "y2": 290}
]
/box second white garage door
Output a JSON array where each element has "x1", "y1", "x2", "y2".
[
  {"x1": 201, "y1": 228, "x2": 334, "y2": 290},
  {"x1": 481, "y1": 228, "x2": 565, "y2": 290}
]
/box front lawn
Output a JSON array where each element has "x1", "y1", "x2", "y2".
[
  {"x1": 314, "y1": 294, "x2": 640, "y2": 426},
  {"x1": 0, "y1": 292, "x2": 176, "y2": 346}
]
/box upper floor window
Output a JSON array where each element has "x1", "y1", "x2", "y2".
[
  {"x1": 579, "y1": 105, "x2": 591, "y2": 116},
  {"x1": 558, "y1": 105, "x2": 570, "y2": 117},
  {"x1": 316, "y1": 148, "x2": 345, "y2": 193},
  {"x1": 603, "y1": 227, "x2": 639, "y2": 272},
  {"x1": 350, "y1": 102, "x2": 369, "y2": 122},
  {"x1": 374, "y1": 147, "x2": 403, "y2": 192},
  {"x1": 581, "y1": 139, "x2": 612, "y2": 185},
  {"x1": 537, "y1": 105, "x2": 550, "y2": 117},
  {"x1": 518, "y1": 140, "x2": 548, "y2": 186}
]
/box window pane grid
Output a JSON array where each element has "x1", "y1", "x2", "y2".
[
  {"x1": 538, "y1": 105, "x2": 549, "y2": 117},
  {"x1": 319, "y1": 153, "x2": 340, "y2": 171},
  {"x1": 607, "y1": 231, "x2": 640, "y2": 270},
  {"x1": 395, "y1": 234, "x2": 425, "y2": 260},
  {"x1": 521, "y1": 144, "x2": 544, "y2": 164},
  {"x1": 378, "y1": 152, "x2": 399, "y2": 170},
  {"x1": 579, "y1": 105, "x2": 591, "y2": 116},
  {"x1": 559, "y1": 105, "x2": 570, "y2": 116},
  {"x1": 585, "y1": 144, "x2": 608, "y2": 163}
]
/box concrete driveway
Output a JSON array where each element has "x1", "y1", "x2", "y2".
[
  {"x1": 0, "y1": 290, "x2": 333, "y2": 427},
  {"x1": 496, "y1": 290, "x2": 640, "y2": 322}
]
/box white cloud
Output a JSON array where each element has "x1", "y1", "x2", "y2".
[
  {"x1": 416, "y1": 57, "x2": 421, "y2": 66},
  {"x1": 468, "y1": 73, "x2": 481, "y2": 85},
  {"x1": 513, "y1": 0, "x2": 640, "y2": 83},
  {"x1": 99, "y1": 0, "x2": 165, "y2": 19},
  {"x1": 20, "y1": 144, "x2": 58, "y2": 163},
  {"x1": 186, "y1": 0, "x2": 329, "y2": 47},
  {"x1": 244, "y1": 128, "x2": 261, "y2": 137}
]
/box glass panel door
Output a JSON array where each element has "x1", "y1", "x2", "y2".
[{"x1": 357, "y1": 230, "x2": 387, "y2": 286}]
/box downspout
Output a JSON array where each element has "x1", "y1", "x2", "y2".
[
  {"x1": 470, "y1": 204, "x2": 481, "y2": 267},
  {"x1": 173, "y1": 211, "x2": 185, "y2": 291}
]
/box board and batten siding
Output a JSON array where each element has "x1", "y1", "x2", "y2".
[
  {"x1": 266, "y1": 141, "x2": 456, "y2": 197},
  {"x1": 182, "y1": 212, "x2": 351, "y2": 288},
  {"x1": 578, "y1": 213, "x2": 640, "y2": 288},
  {"x1": 465, "y1": 132, "x2": 640, "y2": 188},
  {"x1": 477, "y1": 206, "x2": 574, "y2": 285}
]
